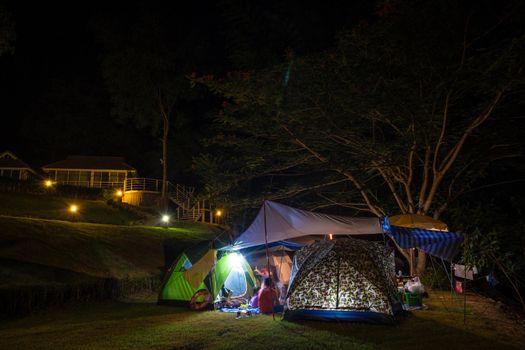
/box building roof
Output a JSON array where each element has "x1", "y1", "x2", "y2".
[
  {"x1": 42, "y1": 156, "x2": 136, "y2": 171},
  {"x1": 0, "y1": 150, "x2": 35, "y2": 171}
]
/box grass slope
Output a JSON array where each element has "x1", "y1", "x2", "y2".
[
  {"x1": 0, "y1": 216, "x2": 220, "y2": 288},
  {"x1": 0, "y1": 192, "x2": 141, "y2": 225},
  {"x1": 0, "y1": 291, "x2": 523, "y2": 350}
]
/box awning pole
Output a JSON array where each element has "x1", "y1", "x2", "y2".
[{"x1": 409, "y1": 248, "x2": 414, "y2": 276}]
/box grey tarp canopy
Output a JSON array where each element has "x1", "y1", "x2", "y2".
[{"x1": 231, "y1": 201, "x2": 382, "y2": 250}]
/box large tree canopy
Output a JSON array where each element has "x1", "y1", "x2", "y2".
[
  {"x1": 94, "y1": 7, "x2": 210, "y2": 195},
  {"x1": 194, "y1": 0, "x2": 525, "y2": 274},
  {"x1": 0, "y1": 2, "x2": 15, "y2": 55}
]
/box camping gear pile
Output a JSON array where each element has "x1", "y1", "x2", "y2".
[{"x1": 399, "y1": 277, "x2": 425, "y2": 308}]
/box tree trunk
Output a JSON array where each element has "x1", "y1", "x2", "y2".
[
  {"x1": 414, "y1": 251, "x2": 427, "y2": 277},
  {"x1": 160, "y1": 108, "x2": 169, "y2": 211}
]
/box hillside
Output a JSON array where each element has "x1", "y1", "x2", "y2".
[
  {"x1": 0, "y1": 192, "x2": 142, "y2": 225},
  {"x1": 0, "y1": 192, "x2": 223, "y2": 315},
  {"x1": 0, "y1": 216, "x2": 220, "y2": 288}
]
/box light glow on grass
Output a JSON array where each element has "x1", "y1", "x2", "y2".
[{"x1": 0, "y1": 291, "x2": 520, "y2": 350}]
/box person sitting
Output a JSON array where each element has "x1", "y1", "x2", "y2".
[
  {"x1": 258, "y1": 277, "x2": 279, "y2": 314},
  {"x1": 250, "y1": 287, "x2": 260, "y2": 308}
]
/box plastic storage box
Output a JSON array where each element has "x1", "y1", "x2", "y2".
[{"x1": 404, "y1": 292, "x2": 423, "y2": 307}]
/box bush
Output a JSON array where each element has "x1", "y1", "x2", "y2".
[
  {"x1": 421, "y1": 265, "x2": 450, "y2": 290},
  {"x1": 55, "y1": 185, "x2": 104, "y2": 200}
]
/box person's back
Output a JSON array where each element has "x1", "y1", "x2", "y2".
[
  {"x1": 258, "y1": 277, "x2": 278, "y2": 313},
  {"x1": 250, "y1": 287, "x2": 260, "y2": 308}
]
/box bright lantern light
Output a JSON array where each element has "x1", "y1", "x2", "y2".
[
  {"x1": 229, "y1": 252, "x2": 243, "y2": 270},
  {"x1": 116, "y1": 190, "x2": 123, "y2": 197},
  {"x1": 215, "y1": 209, "x2": 222, "y2": 217},
  {"x1": 69, "y1": 205, "x2": 78, "y2": 213},
  {"x1": 45, "y1": 180, "x2": 53, "y2": 187},
  {"x1": 329, "y1": 233, "x2": 333, "y2": 240},
  {"x1": 162, "y1": 215, "x2": 170, "y2": 223}
]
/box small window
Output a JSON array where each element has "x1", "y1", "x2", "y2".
[
  {"x1": 68, "y1": 171, "x2": 80, "y2": 184},
  {"x1": 10, "y1": 170, "x2": 20, "y2": 180},
  {"x1": 56, "y1": 171, "x2": 68, "y2": 182},
  {"x1": 79, "y1": 171, "x2": 90, "y2": 186},
  {"x1": 109, "y1": 172, "x2": 120, "y2": 183}
]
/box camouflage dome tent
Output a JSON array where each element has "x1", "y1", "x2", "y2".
[{"x1": 284, "y1": 238, "x2": 402, "y2": 323}]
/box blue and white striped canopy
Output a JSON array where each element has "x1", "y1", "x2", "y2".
[{"x1": 385, "y1": 225, "x2": 463, "y2": 261}]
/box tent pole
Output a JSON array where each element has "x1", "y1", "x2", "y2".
[{"x1": 263, "y1": 200, "x2": 276, "y2": 320}]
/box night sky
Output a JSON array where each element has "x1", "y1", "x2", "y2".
[{"x1": 0, "y1": 0, "x2": 373, "y2": 181}]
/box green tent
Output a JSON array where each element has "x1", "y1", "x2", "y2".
[{"x1": 159, "y1": 244, "x2": 256, "y2": 309}]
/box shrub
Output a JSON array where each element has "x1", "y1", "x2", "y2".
[
  {"x1": 55, "y1": 185, "x2": 104, "y2": 199},
  {"x1": 421, "y1": 265, "x2": 450, "y2": 290}
]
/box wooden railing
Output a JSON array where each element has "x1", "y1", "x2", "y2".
[
  {"x1": 123, "y1": 178, "x2": 219, "y2": 223},
  {"x1": 124, "y1": 178, "x2": 162, "y2": 192}
]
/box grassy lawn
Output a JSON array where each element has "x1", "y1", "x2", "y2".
[
  {"x1": 0, "y1": 192, "x2": 141, "y2": 225},
  {"x1": 0, "y1": 291, "x2": 523, "y2": 350},
  {"x1": 1, "y1": 191, "x2": 522, "y2": 349},
  {"x1": 0, "y1": 215, "x2": 220, "y2": 288}
]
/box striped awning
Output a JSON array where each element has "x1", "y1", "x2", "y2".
[{"x1": 385, "y1": 225, "x2": 463, "y2": 261}]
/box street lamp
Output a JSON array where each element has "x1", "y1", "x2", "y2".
[{"x1": 161, "y1": 214, "x2": 170, "y2": 227}]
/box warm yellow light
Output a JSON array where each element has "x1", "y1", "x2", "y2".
[
  {"x1": 116, "y1": 190, "x2": 123, "y2": 197},
  {"x1": 45, "y1": 180, "x2": 53, "y2": 187},
  {"x1": 162, "y1": 215, "x2": 170, "y2": 223},
  {"x1": 215, "y1": 209, "x2": 222, "y2": 217},
  {"x1": 69, "y1": 205, "x2": 78, "y2": 213},
  {"x1": 329, "y1": 233, "x2": 333, "y2": 240}
]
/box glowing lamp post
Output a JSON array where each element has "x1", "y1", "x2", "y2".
[
  {"x1": 214, "y1": 209, "x2": 223, "y2": 224},
  {"x1": 161, "y1": 214, "x2": 170, "y2": 227},
  {"x1": 115, "y1": 190, "x2": 123, "y2": 202},
  {"x1": 44, "y1": 180, "x2": 53, "y2": 188},
  {"x1": 69, "y1": 204, "x2": 78, "y2": 213}
]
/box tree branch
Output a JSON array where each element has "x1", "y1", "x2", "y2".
[{"x1": 281, "y1": 124, "x2": 385, "y2": 217}]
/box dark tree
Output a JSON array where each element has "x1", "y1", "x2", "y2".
[
  {"x1": 194, "y1": 0, "x2": 525, "y2": 275},
  {"x1": 0, "y1": 2, "x2": 15, "y2": 55},
  {"x1": 95, "y1": 11, "x2": 190, "y2": 206}
]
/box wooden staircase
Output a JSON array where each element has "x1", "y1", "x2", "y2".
[
  {"x1": 124, "y1": 178, "x2": 218, "y2": 223},
  {"x1": 167, "y1": 182, "x2": 212, "y2": 223}
]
